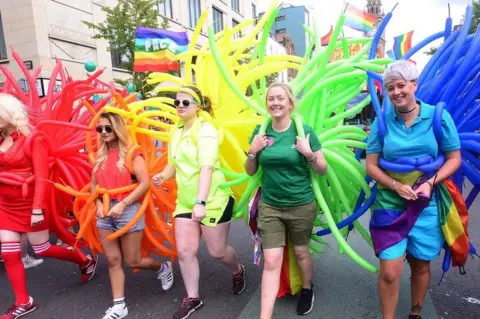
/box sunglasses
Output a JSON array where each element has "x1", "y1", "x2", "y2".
[
  {"x1": 96, "y1": 125, "x2": 113, "y2": 134},
  {"x1": 173, "y1": 99, "x2": 198, "y2": 108}
]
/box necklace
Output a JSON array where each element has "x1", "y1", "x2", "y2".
[{"x1": 397, "y1": 107, "x2": 417, "y2": 114}]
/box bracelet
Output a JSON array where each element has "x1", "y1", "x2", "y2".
[
  {"x1": 32, "y1": 212, "x2": 44, "y2": 216},
  {"x1": 121, "y1": 199, "x2": 129, "y2": 207},
  {"x1": 391, "y1": 180, "x2": 398, "y2": 191}
]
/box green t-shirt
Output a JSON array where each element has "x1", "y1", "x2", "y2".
[{"x1": 249, "y1": 122, "x2": 322, "y2": 207}]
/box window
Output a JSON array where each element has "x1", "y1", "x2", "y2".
[
  {"x1": 276, "y1": 28, "x2": 286, "y2": 34},
  {"x1": 213, "y1": 7, "x2": 224, "y2": 33},
  {"x1": 110, "y1": 44, "x2": 130, "y2": 69},
  {"x1": 231, "y1": 0, "x2": 240, "y2": 13},
  {"x1": 188, "y1": 0, "x2": 201, "y2": 29},
  {"x1": 0, "y1": 14, "x2": 7, "y2": 60},
  {"x1": 232, "y1": 19, "x2": 240, "y2": 39},
  {"x1": 276, "y1": 15, "x2": 285, "y2": 21},
  {"x1": 157, "y1": 0, "x2": 172, "y2": 19}
]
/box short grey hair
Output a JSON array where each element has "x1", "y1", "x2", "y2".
[{"x1": 383, "y1": 60, "x2": 419, "y2": 87}]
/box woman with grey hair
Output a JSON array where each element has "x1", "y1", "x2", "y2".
[{"x1": 366, "y1": 60, "x2": 462, "y2": 319}]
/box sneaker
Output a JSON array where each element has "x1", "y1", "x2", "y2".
[
  {"x1": 296, "y1": 286, "x2": 315, "y2": 315},
  {"x1": 232, "y1": 264, "x2": 246, "y2": 294},
  {"x1": 102, "y1": 306, "x2": 128, "y2": 319},
  {"x1": 173, "y1": 297, "x2": 204, "y2": 319},
  {"x1": 56, "y1": 239, "x2": 73, "y2": 251},
  {"x1": 22, "y1": 255, "x2": 43, "y2": 269},
  {"x1": 158, "y1": 261, "x2": 174, "y2": 291},
  {"x1": 1, "y1": 296, "x2": 36, "y2": 319},
  {"x1": 79, "y1": 254, "x2": 98, "y2": 283}
]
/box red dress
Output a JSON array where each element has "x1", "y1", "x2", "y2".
[{"x1": 0, "y1": 132, "x2": 49, "y2": 233}]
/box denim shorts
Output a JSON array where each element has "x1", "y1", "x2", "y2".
[{"x1": 96, "y1": 200, "x2": 145, "y2": 233}]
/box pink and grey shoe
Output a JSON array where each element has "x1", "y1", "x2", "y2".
[
  {"x1": 0, "y1": 297, "x2": 37, "y2": 319},
  {"x1": 80, "y1": 254, "x2": 98, "y2": 283}
]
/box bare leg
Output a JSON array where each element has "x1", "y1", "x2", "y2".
[
  {"x1": 201, "y1": 223, "x2": 241, "y2": 273},
  {"x1": 260, "y1": 247, "x2": 284, "y2": 319},
  {"x1": 378, "y1": 257, "x2": 404, "y2": 319},
  {"x1": 293, "y1": 245, "x2": 313, "y2": 289},
  {"x1": 120, "y1": 231, "x2": 161, "y2": 271},
  {"x1": 99, "y1": 229, "x2": 125, "y2": 299},
  {"x1": 175, "y1": 218, "x2": 201, "y2": 298},
  {"x1": 408, "y1": 256, "x2": 431, "y2": 316}
]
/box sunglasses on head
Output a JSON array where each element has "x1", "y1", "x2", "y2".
[
  {"x1": 96, "y1": 125, "x2": 113, "y2": 134},
  {"x1": 173, "y1": 99, "x2": 198, "y2": 108}
]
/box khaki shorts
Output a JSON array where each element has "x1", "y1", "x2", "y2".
[{"x1": 258, "y1": 200, "x2": 317, "y2": 249}]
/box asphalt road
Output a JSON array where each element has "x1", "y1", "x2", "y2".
[{"x1": 0, "y1": 184, "x2": 479, "y2": 319}]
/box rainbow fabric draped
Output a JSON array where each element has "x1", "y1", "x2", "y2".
[
  {"x1": 437, "y1": 178, "x2": 470, "y2": 267},
  {"x1": 370, "y1": 172, "x2": 469, "y2": 268}
]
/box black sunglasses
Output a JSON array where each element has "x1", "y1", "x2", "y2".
[
  {"x1": 173, "y1": 99, "x2": 198, "y2": 108},
  {"x1": 96, "y1": 125, "x2": 113, "y2": 134}
]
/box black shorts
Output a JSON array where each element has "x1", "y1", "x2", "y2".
[{"x1": 175, "y1": 196, "x2": 234, "y2": 225}]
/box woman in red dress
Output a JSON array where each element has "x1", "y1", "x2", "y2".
[{"x1": 0, "y1": 93, "x2": 97, "y2": 319}]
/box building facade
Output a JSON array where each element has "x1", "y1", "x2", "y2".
[
  {"x1": 0, "y1": 0, "x2": 258, "y2": 91},
  {"x1": 265, "y1": 36, "x2": 288, "y2": 83},
  {"x1": 270, "y1": 4, "x2": 311, "y2": 58}
]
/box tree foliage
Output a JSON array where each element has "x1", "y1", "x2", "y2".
[
  {"x1": 425, "y1": 1, "x2": 479, "y2": 56},
  {"x1": 83, "y1": 0, "x2": 169, "y2": 94}
]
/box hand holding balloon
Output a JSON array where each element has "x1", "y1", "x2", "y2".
[
  {"x1": 296, "y1": 133, "x2": 313, "y2": 158},
  {"x1": 96, "y1": 200, "x2": 104, "y2": 219},
  {"x1": 152, "y1": 172, "x2": 166, "y2": 188},
  {"x1": 249, "y1": 133, "x2": 268, "y2": 155}
]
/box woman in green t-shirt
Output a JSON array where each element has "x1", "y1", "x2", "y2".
[{"x1": 245, "y1": 83, "x2": 327, "y2": 318}]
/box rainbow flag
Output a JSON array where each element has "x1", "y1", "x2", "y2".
[
  {"x1": 393, "y1": 31, "x2": 414, "y2": 59},
  {"x1": 437, "y1": 178, "x2": 470, "y2": 267},
  {"x1": 133, "y1": 27, "x2": 189, "y2": 72},
  {"x1": 344, "y1": 3, "x2": 376, "y2": 33}
]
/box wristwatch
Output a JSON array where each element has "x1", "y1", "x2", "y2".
[
  {"x1": 247, "y1": 152, "x2": 257, "y2": 160},
  {"x1": 195, "y1": 199, "x2": 206, "y2": 206}
]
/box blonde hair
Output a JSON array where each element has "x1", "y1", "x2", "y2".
[
  {"x1": 94, "y1": 112, "x2": 131, "y2": 173},
  {"x1": 266, "y1": 83, "x2": 296, "y2": 110},
  {"x1": 0, "y1": 93, "x2": 31, "y2": 136}
]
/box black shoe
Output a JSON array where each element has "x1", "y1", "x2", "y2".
[
  {"x1": 409, "y1": 315, "x2": 422, "y2": 319},
  {"x1": 296, "y1": 286, "x2": 315, "y2": 315},
  {"x1": 173, "y1": 297, "x2": 204, "y2": 319},
  {"x1": 232, "y1": 264, "x2": 246, "y2": 294}
]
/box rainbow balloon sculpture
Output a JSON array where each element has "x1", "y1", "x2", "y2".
[{"x1": 1, "y1": 0, "x2": 477, "y2": 297}]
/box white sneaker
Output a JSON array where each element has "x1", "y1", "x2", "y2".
[
  {"x1": 102, "y1": 305, "x2": 128, "y2": 319},
  {"x1": 56, "y1": 239, "x2": 74, "y2": 251},
  {"x1": 157, "y1": 261, "x2": 174, "y2": 291},
  {"x1": 22, "y1": 255, "x2": 44, "y2": 269}
]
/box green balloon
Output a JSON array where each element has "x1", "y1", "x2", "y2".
[
  {"x1": 85, "y1": 61, "x2": 97, "y2": 73},
  {"x1": 127, "y1": 83, "x2": 136, "y2": 93},
  {"x1": 137, "y1": 93, "x2": 142, "y2": 100}
]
